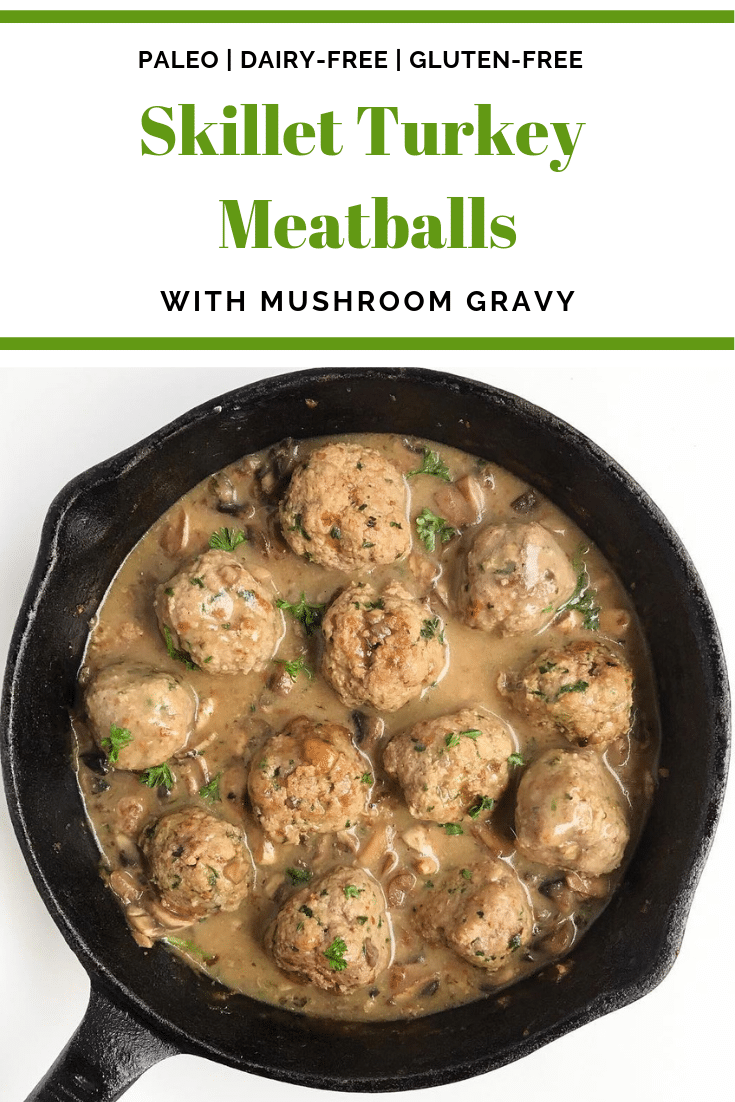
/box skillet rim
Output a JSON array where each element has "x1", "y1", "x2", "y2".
[{"x1": 1, "y1": 366, "x2": 730, "y2": 1091}]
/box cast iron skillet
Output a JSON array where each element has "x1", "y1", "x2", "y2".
[{"x1": 2, "y1": 368, "x2": 730, "y2": 1101}]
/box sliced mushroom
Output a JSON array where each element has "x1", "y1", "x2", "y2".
[
  {"x1": 387, "y1": 870, "x2": 417, "y2": 907},
  {"x1": 159, "y1": 508, "x2": 190, "y2": 555}
]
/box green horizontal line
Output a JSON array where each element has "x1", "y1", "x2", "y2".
[
  {"x1": 1, "y1": 11, "x2": 732, "y2": 24},
  {"x1": 1, "y1": 338, "x2": 732, "y2": 351}
]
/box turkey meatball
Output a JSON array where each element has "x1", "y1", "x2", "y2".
[
  {"x1": 460, "y1": 522, "x2": 576, "y2": 635},
  {"x1": 248, "y1": 716, "x2": 368, "y2": 843},
  {"x1": 515, "y1": 748, "x2": 629, "y2": 876},
  {"x1": 279, "y1": 442, "x2": 410, "y2": 570},
  {"x1": 322, "y1": 581, "x2": 445, "y2": 712},
  {"x1": 502, "y1": 640, "x2": 633, "y2": 746},
  {"x1": 415, "y1": 861, "x2": 533, "y2": 971},
  {"x1": 140, "y1": 807, "x2": 251, "y2": 919},
  {"x1": 85, "y1": 662, "x2": 196, "y2": 771},
  {"x1": 155, "y1": 549, "x2": 280, "y2": 674},
  {"x1": 383, "y1": 707, "x2": 514, "y2": 823},
  {"x1": 267, "y1": 866, "x2": 390, "y2": 993}
]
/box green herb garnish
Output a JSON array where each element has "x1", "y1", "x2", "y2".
[
  {"x1": 324, "y1": 936, "x2": 348, "y2": 972},
  {"x1": 554, "y1": 680, "x2": 589, "y2": 700},
  {"x1": 139, "y1": 762, "x2": 175, "y2": 791},
  {"x1": 344, "y1": 885, "x2": 363, "y2": 899},
  {"x1": 288, "y1": 513, "x2": 311, "y2": 541},
  {"x1": 356, "y1": 915, "x2": 368, "y2": 925},
  {"x1": 209, "y1": 527, "x2": 246, "y2": 552},
  {"x1": 420, "y1": 616, "x2": 442, "y2": 640},
  {"x1": 361, "y1": 773, "x2": 373, "y2": 785},
  {"x1": 443, "y1": 823, "x2": 464, "y2": 836},
  {"x1": 559, "y1": 545, "x2": 601, "y2": 630},
  {"x1": 286, "y1": 867, "x2": 312, "y2": 885},
  {"x1": 415, "y1": 508, "x2": 456, "y2": 553},
  {"x1": 275, "y1": 655, "x2": 314, "y2": 682},
  {"x1": 508, "y1": 933, "x2": 522, "y2": 952},
  {"x1": 101, "y1": 723, "x2": 133, "y2": 764},
  {"x1": 162, "y1": 624, "x2": 199, "y2": 671},
  {"x1": 190, "y1": 576, "x2": 205, "y2": 588},
  {"x1": 445, "y1": 732, "x2": 461, "y2": 749},
  {"x1": 163, "y1": 937, "x2": 212, "y2": 962},
  {"x1": 460, "y1": 868, "x2": 473, "y2": 881},
  {"x1": 460, "y1": 729, "x2": 481, "y2": 741},
  {"x1": 468, "y1": 796, "x2": 495, "y2": 820},
  {"x1": 199, "y1": 773, "x2": 222, "y2": 802},
  {"x1": 407, "y1": 448, "x2": 451, "y2": 482},
  {"x1": 276, "y1": 592, "x2": 325, "y2": 635},
  {"x1": 507, "y1": 752, "x2": 525, "y2": 767}
]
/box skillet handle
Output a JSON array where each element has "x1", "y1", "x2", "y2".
[{"x1": 25, "y1": 983, "x2": 179, "y2": 1102}]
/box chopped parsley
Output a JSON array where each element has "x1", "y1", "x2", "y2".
[
  {"x1": 362, "y1": 540, "x2": 375, "y2": 549},
  {"x1": 139, "y1": 762, "x2": 175, "y2": 791},
  {"x1": 344, "y1": 885, "x2": 363, "y2": 899},
  {"x1": 162, "y1": 624, "x2": 199, "y2": 671},
  {"x1": 275, "y1": 592, "x2": 325, "y2": 635},
  {"x1": 558, "y1": 679, "x2": 588, "y2": 696},
  {"x1": 360, "y1": 773, "x2": 373, "y2": 785},
  {"x1": 299, "y1": 905, "x2": 314, "y2": 919},
  {"x1": 275, "y1": 655, "x2": 314, "y2": 682},
  {"x1": 288, "y1": 513, "x2": 311, "y2": 541},
  {"x1": 460, "y1": 729, "x2": 481, "y2": 741},
  {"x1": 209, "y1": 527, "x2": 246, "y2": 552},
  {"x1": 460, "y1": 868, "x2": 473, "y2": 881},
  {"x1": 164, "y1": 937, "x2": 212, "y2": 962},
  {"x1": 445, "y1": 732, "x2": 461, "y2": 749},
  {"x1": 324, "y1": 936, "x2": 348, "y2": 972},
  {"x1": 356, "y1": 915, "x2": 368, "y2": 925},
  {"x1": 508, "y1": 933, "x2": 522, "y2": 952},
  {"x1": 468, "y1": 796, "x2": 495, "y2": 820},
  {"x1": 507, "y1": 752, "x2": 525, "y2": 768},
  {"x1": 406, "y1": 448, "x2": 451, "y2": 482},
  {"x1": 286, "y1": 867, "x2": 312, "y2": 885},
  {"x1": 101, "y1": 723, "x2": 132, "y2": 764},
  {"x1": 420, "y1": 616, "x2": 443, "y2": 641},
  {"x1": 199, "y1": 773, "x2": 222, "y2": 802},
  {"x1": 443, "y1": 823, "x2": 464, "y2": 836},
  {"x1": 189, "y1": 576, "x2": 205, "y2": 588},
  {"x1": 364, "y1": 598, "x2": 385, "y2": 611},
  {"x1": 558, "y1": 545, "x2": 601, "y2": 630},
  {"x1": 415, "y1": 508, "x2": 456, "y2": 553}
]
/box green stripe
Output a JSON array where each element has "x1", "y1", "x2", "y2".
[
  {"x1": 0, "y1": 11, "x2": 732, "y2": 24},
  {"x1": 1, "y1": 338, "x2": 731, "y2": 351}
]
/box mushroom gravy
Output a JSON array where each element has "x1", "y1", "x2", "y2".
[{"x1": 74, "y1": 433, "x2": 659, "y2": 1021}]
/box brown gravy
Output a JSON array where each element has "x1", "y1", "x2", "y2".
[{"x1": 74, "y1": 433, "x2": 659, "y2": 1021}]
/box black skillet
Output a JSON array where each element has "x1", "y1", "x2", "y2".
[{"x1": 2, "y1": 368, "x2": 730, "y2": 1101}]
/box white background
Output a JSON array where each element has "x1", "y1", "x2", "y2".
[
  {"x1": 0, "y1": 3, "x2": 733, "y2": 341},
  {"x1": 0, "y1": 360, "x2": 733, "y2": 1101}
]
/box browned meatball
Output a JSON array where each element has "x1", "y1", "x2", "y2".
[
  {"x1": 415, "y1": 861, "x2": 533, "y2": 971},
  {"x1": 267, "y1": 866, "x2": 390, "y2": 993},
  {"x1": 501, "y1": 640, "x2": 633, "y2": 746},
  {"x1": 383, "y1": 707, "x2": 514, "y2": 823},
  {"x1": 155, "y1": 549, "x2": 280, "y2": 674},
  {"x1": 140, "y1": 807, "x2": 251, "y2": 919},
  {"x1": 280, "y1": 442, "x2": 410, "y2": 570},
  {"x1": 85, "y1": 663, "x2": 196, "y2": 771},
  {"x1": 322, "y1": 581, "x2": 445, "y2": 712},
  {"x1": 248, "y1": 716, "x2": 369, "y2": 843},
  {"x1": 460, "y1": 522, "x2": 576, "y2": 635},
  {"x1": 515, "y1": 748, "x2": 630, "y2": 876}
]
